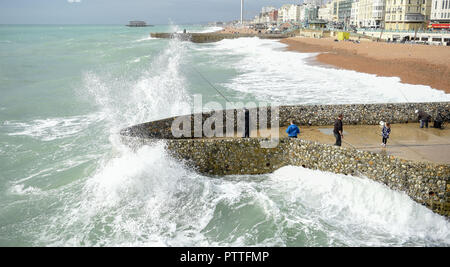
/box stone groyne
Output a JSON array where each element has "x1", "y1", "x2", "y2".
[
  {"x1": 121, "y1": 102, "x2": 450, "y2": 217},
  {"x1": 150, "y1": 32, "x2": 294, "y2": 43},
  {"x1": 121, "y1": 102, "x2": 450, "y2": 139}
]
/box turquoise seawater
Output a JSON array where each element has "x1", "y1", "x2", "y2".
[{"x1": 0, "y1": 25, "x2": 449, "y2": 246}]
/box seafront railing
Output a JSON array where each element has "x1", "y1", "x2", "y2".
[{"x1": 356, "y1": 28, "x2": 450, "y2": 34}]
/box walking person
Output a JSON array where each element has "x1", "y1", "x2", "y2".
[
  {"x1": 286, "y1": 120, "x2": 300, "y2": 138},
  {"x1": 333, "y1": 114, "x2": 344, "y2": 146},
  {"x1": 415, "y1": 109, "x2": 431, "y2": 128},
  {"x1": 381, "y1": 122, "x2": 391, "y2": 147}
]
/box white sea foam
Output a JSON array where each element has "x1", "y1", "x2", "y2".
[
  {"x1": 4, "y1": 113, "x2": 104, "y2": 141},
  {"x1": 209, "y1": 37, "x2": 450, "y2": 105},
  {"x1": 35, "y1": 34, "x2": 213, "y2": 246},
  {"x1": 269, "y1": 166, "x2": 450, "y2": 246},
  {"x1": 193, "y1": 27, "x2": 223, "y2": 33},
  {"x1": 13, "y1": 168, "x2": 54, "y2": 184},
  {"x1": 40, "y1": 158, "x2": 450, "y2": 246},
  {"x1": 83, "y1": 34, "x2": 192, "y2": 132},
  {"x1": 177, "y1": 27, "x2": 223, "y2": 34},
  {"x1": 134, "y1": 36, "x2": 157, "y2": 43},
  {"x1": 10, "y1": 184, "x2": 43, "y2": 195},
  {"x1": 129, "y1": 57, "x2": 141, "y2": 63},
  {"x1": 40, "y1": 143, "x2": 219, "y2": 247}
]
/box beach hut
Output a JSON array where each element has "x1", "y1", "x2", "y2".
[{"x1": 337, "y1": 32, "x2": 350, "y2": 41}]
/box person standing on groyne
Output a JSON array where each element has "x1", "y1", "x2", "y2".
[
  {"x1": 416, "y1": 109, "x2": 431, "y2": 128},
  {"x1": 333, "y1": 114, "x2": 344, "y2": 146},
  {"x1": 381, "y1": 122, "x2": 391, "y2": 147},
  {"x1": 286, "y1": 120, "x2": 300, "y2": 138},
  {"x1": 243, "y1": 107, "x2": 250, "y2": 138}
]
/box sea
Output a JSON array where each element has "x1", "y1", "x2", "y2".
[{"x1": 0, "y1": 24, "x2": 449, "y2": 247}]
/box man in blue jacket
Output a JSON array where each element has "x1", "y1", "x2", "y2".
[{"x1": 286, "y1": 120, "x2": 300, "y2": 138}]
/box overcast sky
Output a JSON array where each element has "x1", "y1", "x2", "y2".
[{"x1": 0, "y1": 0, "x2": 304, "y2": 25}]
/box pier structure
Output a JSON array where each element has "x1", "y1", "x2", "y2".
[
  {"x1": 121, "y1": 102, "x2": 450, "y2": 217},
  {"x1": 126, "y1": 21, "x2": 152, "y2": 27}
]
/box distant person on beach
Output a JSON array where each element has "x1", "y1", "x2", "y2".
[
  {"x1": 333, "y1": 114, "x2": 344, "y2": 146},
  {"x1": 381, "y1": 122, "x2": 391, "y2": 147},
  {"x1": 286, "y1": 120, "x2": 300, "y2": 138},
  {"x1": 243, "y1": 107, "x2": 250, "y2": 138},
  {"x1": 415, "y1": 109, "x2": 431, "y2": 128}
]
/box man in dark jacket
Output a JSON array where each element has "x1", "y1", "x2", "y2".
[
  {"x1": 433, "y1": 110, "x2": 444, "y2": 129},
  {"x1": 415, "y1": 109, "x2": 431, "y2": 128},
  {"x1": 243, "y1": 107, "x2": 250, "y2": 138},
  {"x1": 333, "y1": 114, "x2": 344, "y2": 146}
]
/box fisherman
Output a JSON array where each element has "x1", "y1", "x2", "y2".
[
  {"x1": 286, "y1": 120, "x2": 300, "y2": 138},
  {"x1": 415, "y1": 109, "x2": 431, "y2": 128},
  {"x1": 243, "y1": 107, "x2": 250, "y2": 138},
  {"x1": 333, "y1": 114, "x2": 344, "y2": 146}
]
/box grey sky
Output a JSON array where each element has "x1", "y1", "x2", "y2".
[{"x1": 0, "y1": 0, "x2": 303, "y2": 25}]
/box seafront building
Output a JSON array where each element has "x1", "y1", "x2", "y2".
[
  {"x1": 300, "y1": 3, "x2": 320, "y2": 23},
  {"x1": 384, "y1": 0, "x2": 432, "y2": 30},
  {"x1": 331, "y1": 0, "x2": 340, "y2": 22},
  {"x1": 252, "y1": 7, "x2": 278, "y2": 25},
  {"x1": 278, "y1": 4, "x2": 302, "y2": 23},
  {"x1": 351, "y1": 0, "x2": 360, "y2": 26},
  {"x1": 304, "y1": 0, "x2": 326, "y2": 5},
  {"x1": 355, "y1": 0, "x2": 386, "y2": 28},
  {"x1": 268, "y1": 10, "x2": 279, "y2": 23},
  {"x1": 318, "y1": 2, "x2": 334, "y2": 21},
  {"x1": 250, "y1": 0, "x2": 448, "y2": 31},
  {"x1": 338, "y1": 0, "x2": 355, "y2": 27},
  {"x1": 261, "y1": 6, "x2": 277, "y2": 14},
  {"x1": 328, "y1": 0, "x2": 353, "y2": 27},
  {"x1": 287, "y1": 4, "x2": 302, "y2": 22},
  {"x1": 278, "y1": 4, "x2": 290, "y2": 22},
  {"x1": 430, "y1": 0, "x2": 450, "y2": 25},
  {"x1": 253, "y1": 3, "x2": 321, "y2": 26}
]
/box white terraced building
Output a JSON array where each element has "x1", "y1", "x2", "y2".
[
  {"x1": 357, "y1": 0, "x2": 386, "y2": 28},
  {"x1": 278, "y1": 4, "x2": 301, "y2": 22},
  {"x1": 430, "y1": 0, "x2": 450, "y2": 25},
  {"x1": 261, "y1": 6, "x2": 276, "y2": 13},
  {"x1": 351, "y1": 0, "x2": 360, "y2": 26},
  {"x1": 318, "y1": 2, "x2": 333, "y2": 21}
]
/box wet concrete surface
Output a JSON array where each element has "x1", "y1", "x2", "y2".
[{"x1": 250, "y1": 123, "x2": 450, "y2": 164}]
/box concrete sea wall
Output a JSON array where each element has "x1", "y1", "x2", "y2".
[
  {"x1": 121, "y1": 102, "x2": 450, "y2": 217},
  {"x1": 150, "y1": 32, "x2": 294, "y2": 43},
  {"x1": 121, "y1": 102, "x2": 450, "y2": 139}
]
